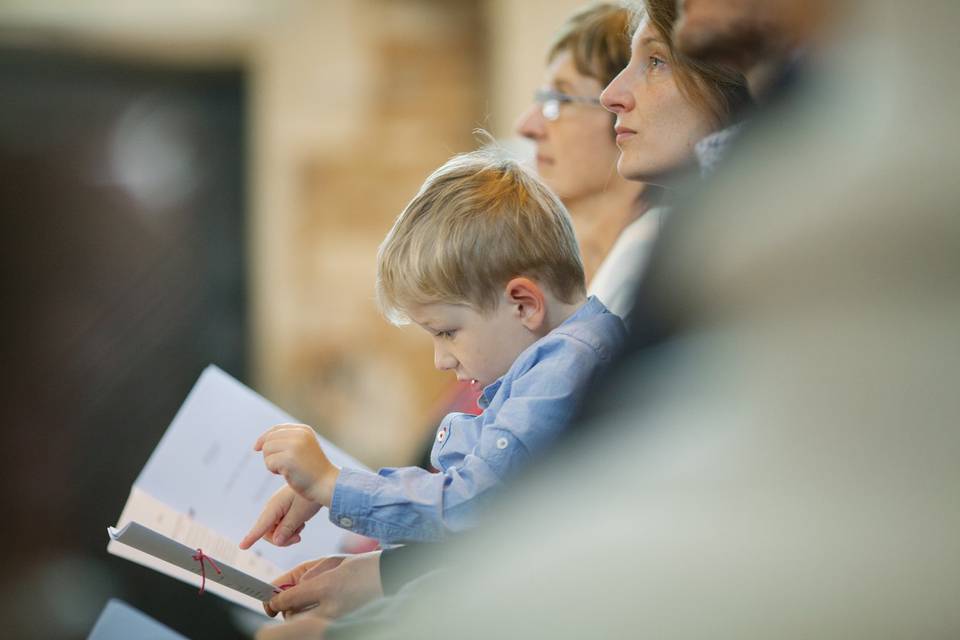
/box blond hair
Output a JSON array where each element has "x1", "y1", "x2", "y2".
[{"x1": 377, "y1": 147, "x2": 586, "y2": 325}]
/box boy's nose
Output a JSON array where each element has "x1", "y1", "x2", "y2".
[{"x1": 434, "y1": 346, "x2": 458, "y2": 372}]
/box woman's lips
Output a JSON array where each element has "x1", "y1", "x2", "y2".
[
  {"x1": 615, "y1": 126, "x2": 637, "y2": 144},
  {"x1": 536, "y1": 154, "x2": 555, "y2": 166}
]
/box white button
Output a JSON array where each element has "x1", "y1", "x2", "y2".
[
  {"x1": 496, "y1": 437, "x2": 508, "y2": 450},
  {"x1": 338, "y1": 517, "x2": 353, "y2": 528}
]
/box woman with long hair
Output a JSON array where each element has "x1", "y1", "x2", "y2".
[{"x1": 516, "y1": 2, "x2": 666, "y2": 317}]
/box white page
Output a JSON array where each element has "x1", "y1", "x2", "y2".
[
  {"x1": 87, "y1": 599, "x2": 188, "y2": 640},
  {"x1": 122, "y1": 365, "x2": 371, "y2": 576},
  {"x1": 108, "y1": 487, "x2": 283, "y2": 613},
  {"x1": 109, "y1": 522, "x2": 278, "y2": 602}
]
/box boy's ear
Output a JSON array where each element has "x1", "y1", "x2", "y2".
[{"x1": 504, "y1": 277, "x2": 546, "y2": 332}]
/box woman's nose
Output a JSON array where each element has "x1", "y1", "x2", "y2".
[
  {"x1": 515, "y1": 102, "x2": 547, "y2": 140},
  {"x1": 601, "y1": 68, "x2": 633, "y2": 114}
]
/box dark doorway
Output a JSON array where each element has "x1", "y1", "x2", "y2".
[{"x1": 0, "y1": 48, "x2": 248, "y2": 639}]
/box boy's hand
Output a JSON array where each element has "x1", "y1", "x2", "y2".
[
  {"x1": 255, "y1": 424, "x2": 341, "y2": 505},
  {"x1": 239, "y1": 486, "x2": 321, "y2": 549}
]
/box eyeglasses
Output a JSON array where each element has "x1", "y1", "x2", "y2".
[{"x1": 533, "y1": 88, "x2": 603, "y2": 121}]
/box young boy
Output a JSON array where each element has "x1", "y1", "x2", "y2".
[{"x1": 239, "y1": 148, "x2": 626, "y2": 547}]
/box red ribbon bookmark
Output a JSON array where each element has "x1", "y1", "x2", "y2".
[{"x1": 192, "y1": 548, "x2": 223, "y2": 595}]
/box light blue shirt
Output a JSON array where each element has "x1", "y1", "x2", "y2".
[{"x1": 329, "y1": 296, "x2": 626, "y2": 543}]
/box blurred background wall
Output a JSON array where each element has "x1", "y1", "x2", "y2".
[{"x1": 0, "y1": 0, "x2": 584, "y2": 637}]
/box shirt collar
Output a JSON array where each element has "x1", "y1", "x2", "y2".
[
  {"x1": 477, "y1": 296, "x2": 602, "y2": 408},
  {"x1": 695, "y1": 122, "x2": 746, "y2": 177},
  {"x1": 478, "y1": 379, "x2": 502, "y2": 409}
]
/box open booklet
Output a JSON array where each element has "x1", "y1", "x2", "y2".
[
  {"x1": 108, "y1": 521, "x2": 279, "y2": 602},
  {"x1": 107, "y1": 365, "x2": 369, "y2": 614}
]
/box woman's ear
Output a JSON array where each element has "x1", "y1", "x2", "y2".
[{"x1": 504, "y1": 277, "x2": 546, "y2": 332}]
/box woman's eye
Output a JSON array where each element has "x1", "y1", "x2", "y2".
[
  {"x1": 437, "y1": 330, "x2": 455, "y2": 339},
  {"x1": 648, "y1": 56, "x2": 667, "y2": 70}
]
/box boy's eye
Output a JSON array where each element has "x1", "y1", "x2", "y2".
[{"x1": 436, "y1": 330, "x2": 455, "y2": 339}]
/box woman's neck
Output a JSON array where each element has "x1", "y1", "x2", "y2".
[{"x1": 566, "y1": 181, "x2": 658, "y2": 284}]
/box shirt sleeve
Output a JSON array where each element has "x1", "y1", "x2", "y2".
[{"x1": 329, "y1": 334, "x2": 612, "y2": 543}]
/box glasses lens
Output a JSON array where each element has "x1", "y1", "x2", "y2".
[{"x1": 542, "y1": 100, "x2": 560, "y2": 121}]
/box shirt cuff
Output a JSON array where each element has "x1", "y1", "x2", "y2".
[
  {"x1": 329, "y1": 467, "x2": 447, "y2": 543},
  {"x1": 329, "y1": 466, "x2": 379, "y2": 532}
]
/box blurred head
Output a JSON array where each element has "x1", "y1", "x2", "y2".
[
  {"x1": 674, "y1": 0, "x2": 834, "y2": 96},
  {"x1": 514, "y1": 3, "x2": 633, "y2": 203},
  {"x1": 674, "y1": 0, "x2": 772, "y2": 66},
  {"x1": 600, "y1": 0, "x2": 752, "y2": 184},
  {"x1": 377, "y1": 147, "x2": 586, "y2": 326}
]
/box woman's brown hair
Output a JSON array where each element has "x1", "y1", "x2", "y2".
[
  {"x1": 547, "y1": 3, "x2": 634, "y2": 88},
  {"x1": 641, "y1": 0, "x2": 753, "y2": 127}
]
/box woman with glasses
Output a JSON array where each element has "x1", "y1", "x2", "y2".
[{"x1": 516, "y1": 2, "x2": 663, "y2": 319}]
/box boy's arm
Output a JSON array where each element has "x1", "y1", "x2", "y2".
[{"x1": 332, "y1": 337, "x2": 611, "y2": 543}]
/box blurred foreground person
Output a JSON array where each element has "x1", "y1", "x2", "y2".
[
  {"x1": 286, "y1": 0, "x2": 959, "y2": 638},
  {"x1": 673, "y1": 0, "x2": 831, "y2": 98}
]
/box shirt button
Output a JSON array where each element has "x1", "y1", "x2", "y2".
[
  {"x1": 496, "y1": 437, "x2": 508, "y2": 450},
  {"x1": 338, "y1": 516, "x2": 353, "y2": 528},
  {"x1": 436, "y1": 425, "x2": 448, "y2": 442}
]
